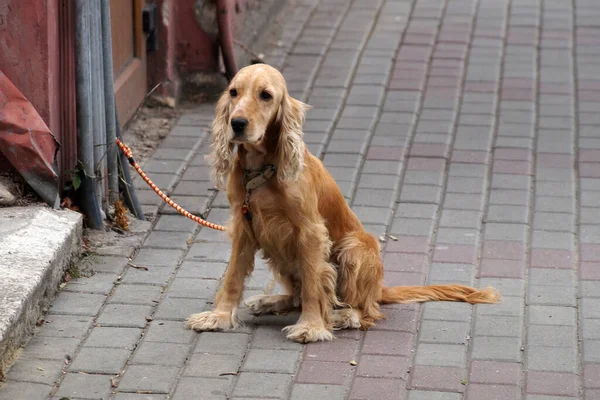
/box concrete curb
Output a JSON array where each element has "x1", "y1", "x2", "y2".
[{"x1": 0, "y1": 206, "x2": 82, "y2": 378}]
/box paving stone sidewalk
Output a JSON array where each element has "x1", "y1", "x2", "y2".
[{"x1": 2, "y1": 0, "x2": 600, "y2": 398}]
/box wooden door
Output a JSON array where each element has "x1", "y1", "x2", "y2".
[{"x1": 111, "y1": 0, "x2": 146, "y2": 126}]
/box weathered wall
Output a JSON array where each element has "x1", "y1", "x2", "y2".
[{"x1": 0, "y1": 0, "x2": 60, "y2": 137}]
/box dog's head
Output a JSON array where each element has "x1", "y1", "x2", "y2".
[{"x1": 208, "y1": 64, "x2": 310, "y2": 189}]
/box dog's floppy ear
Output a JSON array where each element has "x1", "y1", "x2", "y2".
[
  {"x1": 208, "y1": 91, "x2": 234, "y2": 189},
  {"x1": 277, "y1": 93, "x2": 310, "y2": 183}
]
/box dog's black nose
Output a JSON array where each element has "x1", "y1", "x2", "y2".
[{"x1": 231, "y1": 118, "x2": 248, "y2": 134}]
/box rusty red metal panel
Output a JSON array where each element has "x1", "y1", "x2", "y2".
[
  {"x1": 0, "y1": 72, "x2": 60, "y2": 207},
  {"x1": 58, "y1": 0, "x2": 78, "y2": 193}
]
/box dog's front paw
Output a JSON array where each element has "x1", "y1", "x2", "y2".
[
  {"x1": 283, "y1": 322, "x2": 334, "y2": 343},
  {"x1": 186, "y1": 311, "x2": 237, "y2": 332}
]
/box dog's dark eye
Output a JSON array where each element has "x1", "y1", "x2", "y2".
[
  {"x1": 229, "y1": 89, "x2": 237, "y2": 97},
  {"x1": 260, "y1": 91, "x2": 272, "y2": 101}
]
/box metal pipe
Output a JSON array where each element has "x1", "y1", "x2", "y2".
[
  {"x1": 101, "y1": 0, "x2": 119, "y2": 204},
  {"x1": 90, "y1": 0, "x2": 107, "y2": 211},
  {"x1": 74, "y1": 0, "x2": 103, "y2": 229},
  {"x1": 216, "y1": 0, "x2": 238, "y2": 80}
]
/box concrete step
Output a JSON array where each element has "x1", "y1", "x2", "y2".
[{"x1": 0, "y1": 206, "x2": 82, "y2": 378}]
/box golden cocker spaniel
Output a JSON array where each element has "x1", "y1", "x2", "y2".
[{"x1": 186, "y1": 64, "x2": 500, "y2": 343}]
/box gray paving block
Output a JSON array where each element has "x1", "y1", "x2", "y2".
[
  {"x1": 48, "y1": 292, "x2": 106, "y2": 316},
  {"x1": 109, "y1": 284, "x2": 163, "y2": 305},
  {"x1": 356, "y1": 173, "x2": 399, "y2": 190},
  {"x1": 131, "y1": 341, "x2": 189, "y2": 366},
  {"x1": 113, "y1": 394, "x2": 168, "y2": 400},
  {"x1": 526, "y1": 346, "x2": 577, "y2": 373},
  {"x1": 394, "y1": 203, "x2": 438, "y2": 219},
  {"x1": 119, "y1": 364, "x2": 179, "y2": 393},
  {"x1": 583, "y1": 298, "x2": 600, "y2": 319},
  {"x1": 172, "y1": 376, "x2": 232, "y2": 400},
  {"x1": 427, "y1": 263, "x2": 475, "y2": 285},
  {"x1": 194, "y1": 332, "x2": 250, "y2": 355},
  {"x1": 183, "y1": 352, "x2": 244, "y2": 377},
  {"x1": 133, "y1": 248, "x2": 184, "y2": 267},
  {"x1": 232, "y1": 372, "x2": 293, "y2": 398},
  {"x1": 449, "y1": 163, "x2": 487, "y2": 178},
  {"x1": 352, "y1": 206, "x2": 392, "y2": 224},
  {"x1": 527, "y1": 325, "x2": 577, "y2": 347},
  {"x1": 581, "y1": 281, "x2": 600, "y2": 298},
  {"x1": 474, "y1": 315, "x2": 523, "y2": 337},
  {"x1": 533, "y1": 212, "x2": 574, "y2": 232},
  {"x1": 408, "y1": 391, "x2": 461, "y2": 400},
  {"x1": 584, "y1": 319, "x2": 600, "y2": 340},
  {"x1": 435, "y1": 227, "x2": 479, "y2": 245},
  {"x1": 527, "y1": 305, "x2": 577, "y2": 326},
  {"x1": 389, "y1": 218, "x2": 435, "y2": 236},
  {"x1": 19, "y1": 336, "x2": 80, "y2": 361},
  {"x1": 96, "y1": 304, "x2": 153, "y2": 328},
  {"x1": 69, "y1": 347, "x2": 130, "y2": 374},
  {"x1": 422, "y1": 302, "x2": 472, "y2": 322},
  {"x1": 354, "y1": 188, "x2": 397, "y2": 207},
  {"x1": 144, "y1": 231, "x2": 193, "y2": 250},
  {"x1": 83, "y1": 326, "x2": 142, "y2": 350},
  {"x1": 486, "y1": 205, "x2": 529, "y2": 224},
  {"x1": 362, "y1": 160, "x2": 403, "y2": 174},
  {"x1": 144, "y1": 320, "x2": 195, "y2": 344},
  {"x1": 241, "y1": 349, "x2": 301, "y2": 373},
  {"x1": 36, "y1": 314, "x2": 93, "y2": 339},
  {"x1": 584, "y1": 340, "x2": 600, "y2": 362},
  {"x1": 154, "y1": 215, "x2": 201, "y2": 233},
  {"x1": 0, "y1": 382, "x2": 51, "y2": 400},
  {"x1": 164, "y1": 277, "x2": 219, "y2": 299},
  {"x1": 121, "y1": 266, "x2": 174, "y2": 285},
  {"x1": 535, "y1": 196, "x2": 575, "y2": 213},
  {"x1": 55, "y1": 372, "x2": 112, "y2": 399},
  {"x1": 154, "y1": 298, "x2": 206, "y2": 321},
  {"x1": 404, "y1": 171, "x2": 444, "y2": 186},
  {"x1": 491, "y1": 174, "x2": 531, "y2": 190},
  {"x1": 414, "y1": 343, "x2": 466, "y2": 367},
  {"x1": 478, "y1": 278, "x2": 525, "y2": 297},
  {"x1": 290, "y1": 383, "x2": 346, "y2": 400},
  {"x1": 443, "y1": 193, "x2": 485, "y2": 210},
  {"x1": 251, "y1": 325, "x2": 305, "y2": 351},
  {"x1": 65, "y1": 272, "x2": 117, "y2": 294},
  {"x1": 5, "y1": 358, "x2": 64, "y2": 385},
  {"x1": 527, "y1": 285, "x2": 576, "y2": 306},
  {"x1": 471, "y1": 336, "x2": 522, "y2": 362},
  {"x1": 187, "y1": 242, "x2": 232, "y2": 262},
  {"x1": 484, "y1": 223, "x2": 527, "y2": 242},
  {"x1": 529, "y1": 269, "x2": 575, "y2": 287},
  {"x1": 418, "y1": 320, "x2": 470, "y2": 344},
  {"x1": 476, "y1": 296, "x2": 524, "y2": 317},
  {"x1": 531, "y1": 231, "x2": 574, "y2": 250},
  {"x1": 489, "y1": 189, "x2": 530, "y2": 206},
  {"x1": 446, "y1": 176, "x2": 485, "y2": 194},
  {"x1": 440, "y1": 210, "x2": 482, "y2": 229},
  {"x1": 399, "y1": 184, "x2": 442, "y2": 204},
  {"x1": 87, "y1": 255, "x2": 130, "y2": 274}
]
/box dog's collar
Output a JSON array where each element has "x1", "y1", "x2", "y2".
[
  {"x1": 242, "y1": 164, "x2": 277, "y2": 190},
  {"x1": 241, "y1": 164, "x2": 277, "y2": 221}
]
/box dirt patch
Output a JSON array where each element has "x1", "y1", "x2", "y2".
[
  {"x1": 119, "y1": 102, "x2": 183, "y2": 165},
  {"x1": 0, "y1": 166, "x2": 43, "y2": 208}
]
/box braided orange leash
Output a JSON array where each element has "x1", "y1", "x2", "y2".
[{"x1": 116, "y1": 139, "x2": 226, "y2": 231}]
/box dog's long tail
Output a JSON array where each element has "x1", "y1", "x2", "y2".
[{"x1": 380, "y1": 284, "x2": 501, "y2": 304}]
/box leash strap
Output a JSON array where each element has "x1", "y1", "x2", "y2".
[{"x1": 116, "y1": 139, "x2": 226, "y2": 231}]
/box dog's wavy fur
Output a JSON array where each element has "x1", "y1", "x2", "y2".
[{"x1": 187, "y1": 64, "x2": 500, "y2": 343}]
